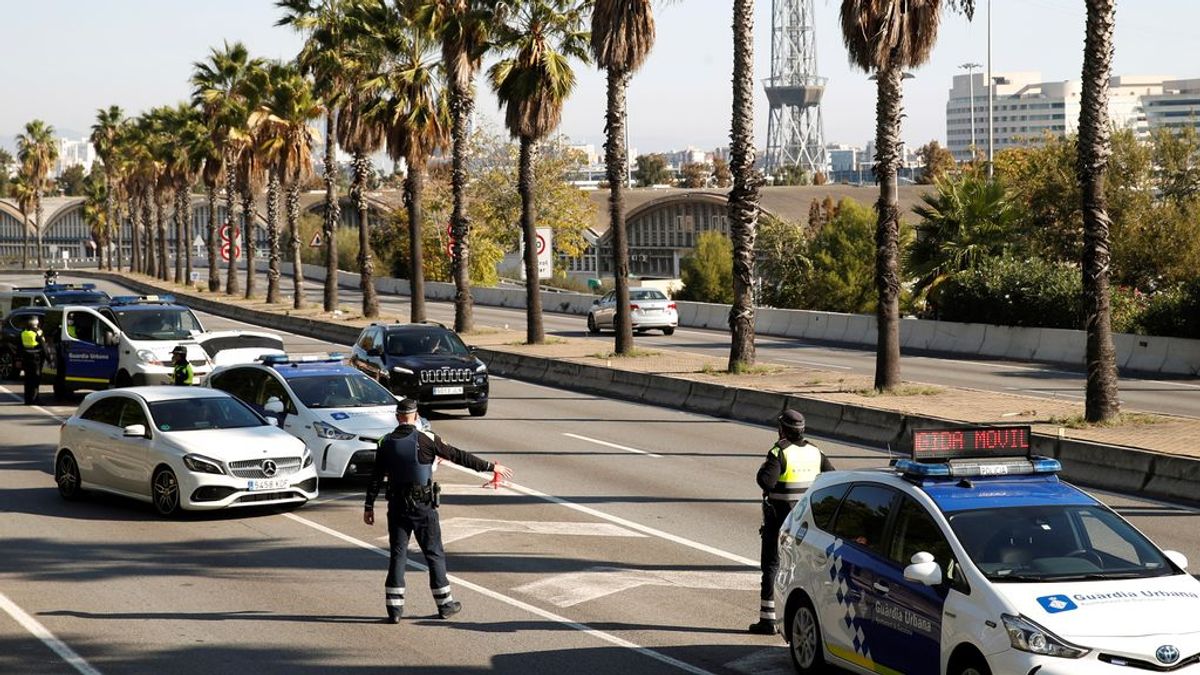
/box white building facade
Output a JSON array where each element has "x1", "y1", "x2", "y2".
[
  {"x1": 56, "y1": 138, "x2": 96, "y2": 176},
  {"x1": 1142, "y1": 79, "x2": 1200, "y2": 134}
]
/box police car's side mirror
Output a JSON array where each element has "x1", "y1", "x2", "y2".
[
  {"x1": 266, "y1": 417, "x2": 280, "y2": 427},
  {"x1": 263, "y1": 397, "x2": 285, "y2": 415},
  {"x1": 1164, "y1": 550, "x2": 1189, "y2": 571},
  {"x1": 123, "y1": 424, "x2": 147, "y2": 438},
  {"x1": 903, "y1": 551, "x2": 943, "y2": 586}
]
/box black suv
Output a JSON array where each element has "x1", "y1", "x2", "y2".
[{"x1": 350, "y1": 322, "x2": 489, "y2": 417}]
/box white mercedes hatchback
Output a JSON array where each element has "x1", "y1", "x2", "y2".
[{"x1": 55, "y1": 386, "x2": 317, "y2": 516}]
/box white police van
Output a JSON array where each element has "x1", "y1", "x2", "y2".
[
  {"x1": 775, "y1": 426, "x2": 1200, "y2": 674},
  {"x1": 206, "y1": 355, "x2": 432, "y2": 479}
]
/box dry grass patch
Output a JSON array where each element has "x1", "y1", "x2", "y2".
[
  {"x1": 853, "y1": 384, "x2": 944, "y2": 397},
  {"x1": 1048, "y1": 412, "x2": 1164, "y2": 429},
  {"x1": 699, "y1": 363, "x2": 784, "y2": 376},
  {"x1": 588, "y1": 348, "x2": 661, "y2": 359}
]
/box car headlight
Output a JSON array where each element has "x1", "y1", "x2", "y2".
[
  {"x1": 182, "y1": 454, "x2": 225, "y2": 475},
  {"x1": 474, "y1": 363, "x2": 487, "y2": 373},
  {"x1": 313, "y1": 421, "x2": 356, "y2": 440},
  {"x1": 391, "y1": 365, "x2": 414, "y2": 375},
  {"x1": 1002, "y1": 614, "x2": 1089, "y2": 659},
  {"x1": 302, "y1": 450, "x2": 313, "y2": 468},
  {"x1": 137, "y1": 349, "x2": 163, "y2": 366}
]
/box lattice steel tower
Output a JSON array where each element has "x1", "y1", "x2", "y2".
[{"x1": 763, "y1": 0, "x2": 827, "y2": 176}]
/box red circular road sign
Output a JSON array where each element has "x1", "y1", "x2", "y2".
[
  {"x1": 445, "y1": 239, "x2": 455, "y2": 258},
  {"x1": 219, "y1": 224, "x2": 241, "y2": 242},
  {"x1": 535, "y1": 233, "x2": 547, "y2": 255},
  {"x1": 220, "y1": 242, "x2": 241, "y2": 262}
]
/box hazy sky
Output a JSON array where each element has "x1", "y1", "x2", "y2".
[{"x1": 2, "y1": 0, "x2": 1196, "y2": 154}]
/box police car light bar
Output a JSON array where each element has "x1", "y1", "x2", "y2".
[
  {"x1": 110, "y1": 294, "x2": 176, "y2": 306},
  {"x1": 45, "y1": 283, "x2": 97, "y2": 292},
  {"x1": 260, "y1": 352, "x2": 346, "y2": 366},
  {"x1": 895, "y1": 456, "x2": 1062, "y2": 478}
]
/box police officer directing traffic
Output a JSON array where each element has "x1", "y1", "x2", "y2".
[
  {"x1": 170, "y1": 345, "x2": 193, "y2": 385},
  {"x1": 749, "y1": 409, "x2": 833, "y2": 635},
  {"x1": 364, "y1": 398, "x2": 513, "y2": 624},
  {"x1": 20, "y1": 316, "x2": 45, "y2": 405}
]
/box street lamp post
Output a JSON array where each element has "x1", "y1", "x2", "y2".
[
  {"x1": 960, "y1": 62, "x2": 982, "y2": 158},
  {"x1": 987, "y1": 0, "x2": 993, "y2": 178}
]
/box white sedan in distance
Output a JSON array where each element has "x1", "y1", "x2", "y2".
[
  {"x1": 587, "y1": 287, "x2": 678, "y2": 335},
  {"x1": 55, "y1": 386, "x2": 317, "y2": 516}
]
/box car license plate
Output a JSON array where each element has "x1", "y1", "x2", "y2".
[
  {"x1": 644, "y1": 308, "x2": 661, "y2": 314},
  {"x1": 247, "y1": 477, "x2": 289, "y2": 491},
  {"x1": 432, "y1": 386, "x2": 464, "y2": 396}
]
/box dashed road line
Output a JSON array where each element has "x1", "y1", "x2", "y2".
[
  {"x1": 0, "y1": 591, "x2": 101, "y2": 675},
  {"x1": 563, "y1": 432, "x2": 663, "y2": 458}
]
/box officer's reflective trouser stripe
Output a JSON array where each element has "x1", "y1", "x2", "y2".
[
  {"x1": 385, "y1": 586, "x2": 405, "y2": 607},
  {"x1": 432, "y1": 585, "x2": 454, "y2": 606},
  {"x1": 760, "y1": 599, "x2": 776, "y2": 621}
]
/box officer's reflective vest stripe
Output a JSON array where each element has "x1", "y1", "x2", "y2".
[
  {"x1": 173, "y1": 362, "x2": 194, "y2": 385},
  {"x1": 20, "y1": 329, "x2": 41, "y2": 349},
  {"x1": 768, "y1": 441, "x2": 822, "y2": 502}
]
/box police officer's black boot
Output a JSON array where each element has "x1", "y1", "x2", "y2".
[
  {"x1": 748, "y1": 619, "x2": 776, "y2": 635},
  {"x1": 385, "y1": 609, "x2": 402, "y2": 625},
  {"x1": 437, "y1": 600, "x2": 461, "y2": 619}
]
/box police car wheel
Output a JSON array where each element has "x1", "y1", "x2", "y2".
[
  {"x1": 55, "y1": 452, "x2": 83, "y2": 501},
  {"x1": 152, "y1": 467, "x2": 182, "y2": 517},
  {"x1": 949, "y1": 653, "x2": 991, "y2": 675},
  {"x1": 788, "y1": 599, "x2": 825, "y2": 673}
]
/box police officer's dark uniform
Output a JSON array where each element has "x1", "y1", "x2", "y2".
[
  {"x1": 170, "y1": 345, "x2": 193, "y2": 386},
  {"x1": 364, "y1": 398, "x2": 512, "y2": 624},
  {"x1": 749, "y1": 409, "x2": 833, "y2": 635},
  {"x1": 20, "y1": 317, "x2": 45, "y2": 405}
]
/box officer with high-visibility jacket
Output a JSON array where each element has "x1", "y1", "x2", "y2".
[
  {"x1": 20, "y1": 316, "x2": 45, "y2": 405},
  {"x1": 170, "y1": 345, "x2": 193, "y2": 386},
  {"x1": 749, "y1": 409, "x2": 833, "y2": 635}
]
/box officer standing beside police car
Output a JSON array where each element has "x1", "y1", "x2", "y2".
[
  {"x1": 749, "y1": 409, "x2": 833, "y2": 635},
  {"x1": 20, "y1": 316, "x2": 45, "y2": 405},
  {"x1": 364, "y1": 398, "x2": 513, "y2": 623}
]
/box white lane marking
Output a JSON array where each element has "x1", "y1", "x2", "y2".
[
  {"x1": 723, "y1": 648, "x2": 792, "y2": 675},
  {"x1": 282, "y1": 513, "x2": 716, "y2": 675},
  {"x1": 437, "y1": 517, "x2": 647, "y2": 545},
  {"x1": 563, "y1": 432, "x2": 663, "y2": 458},
  {"x1": 439, "y1": 463, "x2": 759, "y2": 568},
  {"x1": 773, "y1": 357, "x2": 853, "y2": 370},
  {"x1": 514, "y1": 566, "x2": 757, "y2": 608},
  {"x1": 0, "y1": 591, "x2": 102, "y2": 675},
  {"x1": 0, "y1": 384, "x2": 68, "y2": 422}
]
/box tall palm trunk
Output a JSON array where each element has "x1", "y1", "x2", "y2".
[
  {"x1": 174, "y1": 188, "x2": 184, "y2": 284},
  {"x1": 287, "y1": 179, "x2": 305, "y2": 310},
  {"x1": 115, "y1": 203, "x2": 124, "y2": 272},
  {"x1": 728, "y1": 0, "x2": 759, "y2": 370},
  {"x1": 142, "y1": 189, "x2": 154, "y2": 277},
  {"x1": 35, "y1": 197, "x2": 44, "y2": 269},
  {"x1": 449, "y1": 83, "x2": 474, "y2": 333},
  {"x1": 353, "y1": 153, "x2": 379, "y2": 318},
  {"x1": 242, "y1": 185, "x2": 256, "y2": 299},
  {"x1": 266, "y1": 170, "x2": 282, "y2": 303},
  {"x1": 156, "y1": 191, "x2": 168, "y2": 281},
  {"x1": 404, "y1": 166, "x2": 426, "y2": 322},
  {"x1": 1080, "y1": 0, "x2": 1120, "y2": 422},
  {"x1": 323, "y1": 112, "x2": 339, "y2": 312},
  {"x1": 130, "y1": 194, "x2": 141, "y2": 274},
  {"x1": 207, "y1": 185, "x2": 219, "y2": 291},
  {"x1": 604, "y1": 68, "x2": 633, "y2": 354},
  {"x1": 872, "y1": 64, "x2": 904, "y2": 391},
  {"x1": 518, "y1": 137, "x2": 544, "y2": 343},
  {"x1": 184, "y1": 189, "x2": 193, "y2": 285},
  {"x1": 224, "y1": 156, "x2": 240, "y2": 295},
  {"x1": 20, "y1": 209, "x2": 28, "y2": 270}
]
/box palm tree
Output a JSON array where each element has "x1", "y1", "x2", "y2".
[
  {"x1": 11, "y1": 173, "x2": 34, "y2": 270},
  {"x1": 839, "y1": 0, "x2": 974, "y2": 390},
  {"x1": 234, "y1": 60, "x2": 270, "y2": 299},
  {"x1": 420, "y1": 0, "x2": 503, "y2": 333},
  {"x1": 591, "y1": 0, "x2": 657, "y2": 355},
  {"x1": 91, "y1": 106, "x2": 124, "y2": 271},
  {"x1": 335, "y1": 83, "x2": 385, "y2": 318},
  {"x1": 1078, "y1": 0, "x2": 1119, "y2": 422},
  {"x1": 82, "y1": 171, "x2": 109, "y2": 265},
  {"x1": 192, "y1": 41, "x2": 260, "y2": 296},
  {"x1": 727, "y1": 0, "x2": 760, "y2": 371},
  {"x1": 371, "y1": 11, "x2": 449, "y2": 324},
  {"x1": 165, "y1": 104, "x2": 208, "y2": 286},
  {"x1": 16, "y1": 120, "x2": 58, "y2": 269},
  {"x1": 490, "y1": 0, "x2": 590, "y2": 344},
  {"x1": 278, "y1": 0, "x2": 350, "y2": 313}
]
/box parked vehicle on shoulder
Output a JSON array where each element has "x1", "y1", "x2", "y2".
[
  {"x1": 349, "y1": 321, "x2": 489, "y2": 417},
  {"x1": 207, "y1": 354, "x2": 431, "y2": 479},
  {"x1": 774, "y1": 425, "x2": 1200, "y2": 675},
  {"x1": 587, "y1": 287, "x2": 678, "y2": 336},
  {"x1": 55, "y1": 386, "x2": 317, "y2": 516}
]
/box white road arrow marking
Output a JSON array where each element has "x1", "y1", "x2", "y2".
[{"x1": 514, "y1": 566, "x2": 758, "y2": 608}]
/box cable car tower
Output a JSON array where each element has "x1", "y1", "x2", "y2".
[{"x1": 763, "y1": 0, "x2": 827, "y2": 177}]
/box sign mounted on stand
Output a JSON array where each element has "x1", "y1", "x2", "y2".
[{"x1": 520, "y1": 228, "x2": 553, "y2": 280}]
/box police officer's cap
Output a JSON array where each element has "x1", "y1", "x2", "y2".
[
  {"x1": 778, "y1": 409, "x2": 805, "y2": 434},
  {"x1": 27, "y1": 316, "x2": 39, "y2": 327},
  {"x1": 171, "y1": 345, "x2": 188, "y2": 355},
  {"x1": 396, "y1": 398, "x2": 419, "y2": 415}
]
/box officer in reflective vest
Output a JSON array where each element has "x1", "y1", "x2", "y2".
[
  {"x1": 364, "y1": 398, "x2": 513, "y2": 624},
  {"x1": 170, "y1": 345, "x2": 193, "y2": 385},
  {"x1": 749, "y1": 409, "x2": 834, "y2": 635},
  {"x1": 20, "y1": 316, "x2": 45, "y2": 405}
]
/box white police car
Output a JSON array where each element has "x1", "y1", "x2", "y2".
[
  {"x1": 206, "y1": 355, "x2": 430, "y2": 479},
  {"x1": 775, "y1": 426, "x2": 1200, "y2": 674}
]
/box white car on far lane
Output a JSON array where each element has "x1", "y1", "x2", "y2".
[
  {"x1": 55, "y1": 386, "x2": 317, "y2": 516},
  {"x1": 587, "y1": 287, "x2": 678, "y2": 335}
]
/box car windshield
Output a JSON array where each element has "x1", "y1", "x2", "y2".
[
  {"x1": 386, "y1": 330, "x2": 469, "y2": 356},
  {"x1": 113, "y1": 308, "x2": 203, "y2": 340},
  {"x1": 149, "y1": 397, "x2": 264, "y2": 432},
  {"x1": 288, "y1": 373, "x2": 397, "y2": 409},
  {"x1": 947, "y1": 504, "x2": 1176, "y2": 582},
  {"x1": 630, "y1": 289, "x2": 667, "y2": 301},
  {"x1": 49, "y1": 292, "x2": 110, "y2": 306}
]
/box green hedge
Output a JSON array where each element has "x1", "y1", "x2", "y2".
[{"x1": 936, "y1": 257, "x2": 1084, "y2": 329}]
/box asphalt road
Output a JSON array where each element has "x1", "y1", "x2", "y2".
[
  {"x1": 1, "y1": 273, "x2": 1198, "y2": 674},
  {"x1": 191, "y1": 265, "x2": 1200, "y2": 418}
]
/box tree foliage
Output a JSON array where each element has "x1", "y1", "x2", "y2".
[
  {"x1": 57, "y1": 165, "x2": 88, "y2": 196},
  {"x1": 679, "y1": 162, "x2": 711, "y2": 188},
  {"x1": 915, "y1": 140, "x2": 955, "y2": 184},
  {"x1": 633, "y1": 153, "x2": 671, "y2": 186},
  {"x1": 676, "y1": 230, "x2": 733, "y2": 303}
]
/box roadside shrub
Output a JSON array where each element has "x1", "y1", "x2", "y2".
[
  {"x1": 937, "y1": 256, "x2": 1083, "y2": 328},
  {"x1": 1136, "y1": 280, "x2": 1200, "y2": 339}
]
